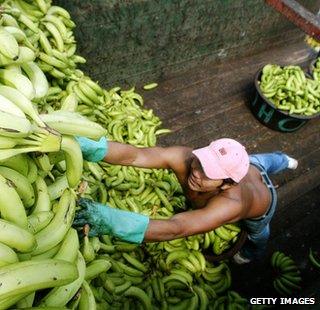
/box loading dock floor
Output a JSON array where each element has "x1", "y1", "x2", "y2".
[{"x1": 141, "y1": 39, "x2": 320, "y2": 301}]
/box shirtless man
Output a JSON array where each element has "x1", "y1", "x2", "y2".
[{"x1": 73, "y1": 137, "x2": 298, "y2": 263}]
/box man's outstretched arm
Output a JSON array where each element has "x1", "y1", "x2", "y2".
[
  {"x1": 143, "y1": 196, "x2": 243, "y2": 242},
  {"x1": 105, "y1": 141, "x2": 191, "y2": 170},
  {"x1": 76, "y1": 136, "x2": 191, "y2": 171},
  {"x1": 73, "y1": 196, "x2": 242, "y2": 243}
]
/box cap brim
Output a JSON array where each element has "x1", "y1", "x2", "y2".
[{"x1": 192, "y1": 147, "x2": 229, "y2": 180}]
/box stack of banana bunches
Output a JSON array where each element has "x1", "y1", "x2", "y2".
[{"x1": 0, "y1": 1, "x2": 249, "y2": 309}]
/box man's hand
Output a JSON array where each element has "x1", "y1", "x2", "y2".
[
  {"x1": 73, "y1": 198, "x2": 111, "y2": 236},
  {"x1": 73, "y1": 198, "x2": 149, "y2": 243}
]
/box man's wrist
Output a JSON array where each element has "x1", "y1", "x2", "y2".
[{"x1": 76, "y1": 136, "x2": 108, "y2": 162}]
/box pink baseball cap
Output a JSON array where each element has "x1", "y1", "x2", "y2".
[{"x1": 192, "y1": 138, "x2": 249, "y2": 182}]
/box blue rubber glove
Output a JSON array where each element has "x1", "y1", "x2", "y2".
[
  {"x1": 73, "y1": 198, "x2": 149, "y2": 243},
  {"x1": 75, "y1": 136, "x2": 108, "y2": 162}
]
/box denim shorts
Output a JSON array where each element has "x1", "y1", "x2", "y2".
[
  {"x1": 243, "y1": 162, "x2": 278, "y2": 233},
  {"x1": 240, "y1": 160, "x2": 278, "y2": 260}
]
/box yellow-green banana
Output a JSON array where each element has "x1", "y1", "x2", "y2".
[
  {"x1": 78, "y1": 280, "x2": 97, "y2": 310},
  {"x1": 0, "y1": 218, "x2": 36, "y2": 252},
  {"x1": 0, "y1": 165, "x2": 35, "y2": 208},
  {"x1": 0, "y1": 173, "x2": 28, "y2": 228},
  {"x1": 21, "y1": 61, "x2": 49, "y2": 99},
  {"x1": 0, "y1": 242, "x2": 19, "y2": 267},
  {"x1": 27, "y1": 211, "x2": 54, "y2": 234},
  {"x1": 0, "y1": 259, "x2": 78, "y2": 299},
  {"x1": 32, "y1": 175, "x2": 51, "y2": 213},
  {"x1": 54, "y1": 228, "x2": 79, "y2": 263},
  {"x1": 32, "y1": 189, "x2": 75, "y2": 255},
  {"x1": 40, "y1": 252, "x2": 86, "y2": 307},
  {"x1": 61, "y1": 135, "x2": 83, "y2": 188}
]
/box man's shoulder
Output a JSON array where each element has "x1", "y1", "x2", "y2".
[{"x1": 165, "y1": 146, "x2": 193, "y2": 171}]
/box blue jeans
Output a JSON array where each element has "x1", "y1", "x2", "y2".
[{"x1": 240, "y1": 152, "x2": 289, "y2": 261}]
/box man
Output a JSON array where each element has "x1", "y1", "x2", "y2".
[{"x1": 73, "y1": 137, "x2": 298, "y2": 263}]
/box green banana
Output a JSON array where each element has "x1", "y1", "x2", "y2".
[
  {"x1": 85, "y1": 259, "x2": 112, "y2": 281},
  {"x1": 0, "y1": 153, "x2": 29, "y2": 176},
  {"x1": 123, "y1": 286, "x2": 152, "y2": 310},
  {"x1": 26, "y1": 155, "x2": 38, "y2": 183},
  {"x1": 0, "y1": 242, "x2": 19, "y2": 267},
  {"x1": 32, "y1": 189, "x2": 75, "y2": 255},
  {"x1": 170, "y1": 269, "x2": 193, "y2": 284},
  {"x1": 0, "y1": 259, "x2": 78, "y2": 299},
  {"x1": 61, "y1": 135, "x2": 83, "y2": 188},
  {"x1": 309, "y1": 248, "x2": 320, "y2": 269},
  {"x1": 21, "y1": 61, "x2": 49, "y2": 99},
  {"x1": 27, "y1": 211, "x2": 54, "y2": 233},
  {"x1": 33, "y1": 175, "x2": 52, "y2": 213},
  {"x1": 0, "y1": 219, "x2": 36, "y2": 253},
  {"x1": 0, "y1": 173, "x2": 28, "y2": 228},
  {"x1": 78, "y1": 280, "x2": 97, "y2": 310},
  {"x1": 165, "y1": 250, "x2": 189, "y2": 266},
  {"x1": 122, "y1": 252, "x2": 147, "y2": 273},
  {"x1": 81, "y1": 234, "x2": 95, "y2": 263},
  {"x1": 40, "y1": 252, "x2": 86, "y2": 307},
  {"x1": 0, "y1": 165, "x2": 35, "y2": 208},
  {"x1": 31, "y1": 243, "x2": 62, "y2": 261},
  {"x1": 117, "y1": 261, "x2": 144, "y2": 277},
  {"x1": 0, "y1": 68, "x2": 35, "y2": 100},
  {"x1": 0, "y1": 27, "x2": 19, "y2": 60},
  {"x1": 47, "y1": 175, "x2": 69, "y2": 201},
  {"x1": 54, "y1": 228, "x2": 79, "y2": 263}
]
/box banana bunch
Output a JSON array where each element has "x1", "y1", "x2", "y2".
[
  {"x1": 60, "y1": 78, "x2": 170, "y2": 147},
  {"x1": 76, "y1": 234, "x2": 151, "y2": 309},
  {"x1": 210, "y1": 291, "x2": 248, "y2": 310},
  {"x1": 0, "y1": 25, "x2": 36, "y2": 66},
  {"x1": 271, "y1": 251, "x2": 302, "y2": 296},
  {"x1": 210, "y1": 224, "x2": 241, "y2": 255},
  {"x1": 309, "y1": 248, "x2": 320, "y2": 270},
  {"x1": 148, "y1": 224, "x2": 241, "y2": 264},
  {"x1": 163, "y1": 248, "x2": 206, "y2": 274},
  {"x1": 0, "y1": 1, "x2": 81, "y2": 85},
  {"x1": 0, "y1": 154, "x2": 81, "y2": 309}
]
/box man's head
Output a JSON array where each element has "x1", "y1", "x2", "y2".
[{"x1": 188, "y1": 138, "x2": 249, "y2": 192}]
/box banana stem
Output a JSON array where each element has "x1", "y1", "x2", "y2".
[
  {"x1": 27, "y1": 134, "x2": 45, "y2": 142},
  {"x1": 17, "y1": 139, "x2": 42, "y2": 146}
]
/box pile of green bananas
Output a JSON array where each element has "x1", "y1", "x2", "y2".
[
  {"x1": 69, "y1": 231, "x2": 236, "y2": 309},
  {"x1": 271, "y1": 251, "x2": 302, "y2": 296},
  {"x1": 0, "y1": 0, "x2": 248, "y2": 309},
  {"x1": 259, "y1": 64, "x2": 320, "y2": 116}
]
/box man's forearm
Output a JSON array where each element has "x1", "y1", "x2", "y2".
[
  {"x1": 143, "y1": 218, "x2": 183, "y2": 242},
  {"x1": 103, "y1": 141, "x2": 138, "y2": 166}
]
